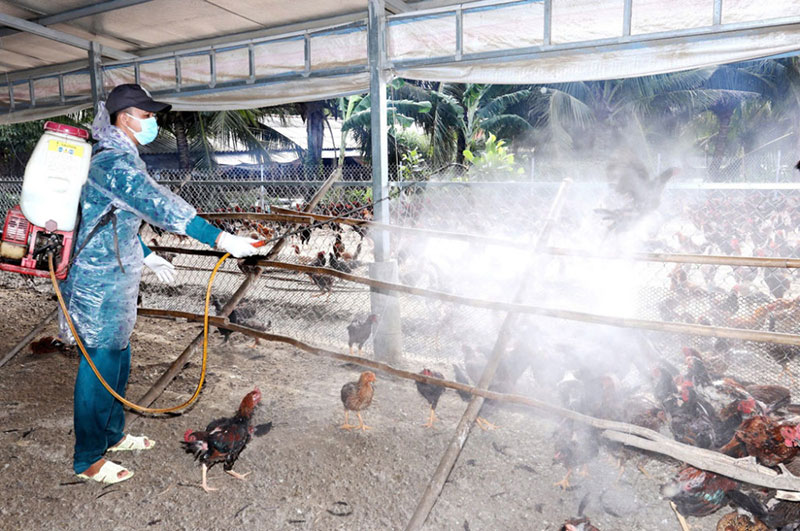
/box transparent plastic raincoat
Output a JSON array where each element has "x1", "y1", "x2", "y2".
[{"x1": 59, "y1": 105, "x2": 199, "y2": 350}]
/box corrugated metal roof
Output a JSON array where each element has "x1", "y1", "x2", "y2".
[{"x1": 0, "y1": 0, "x2": 365, "y2": 72}]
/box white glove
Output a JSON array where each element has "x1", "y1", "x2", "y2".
[
  {"x1": 216, "y1": 232, "x2": 260, "y2": 258},
  {"x1": 143, "y1": 253, "x2": 176, "y2": 283}
]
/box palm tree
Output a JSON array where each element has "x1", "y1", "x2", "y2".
[
  {"x1": 398, "y1": 82, "x2": 533, "y2": 166},
  {"x1": 158, "y1": 108, "x2": 298, "y2": 169},
  {"x1": 339, "y1": 81, "x2": 432, "y2": 165},
  {"x1": 699, "y1": 63, "x2": 776, "y2": 180}
]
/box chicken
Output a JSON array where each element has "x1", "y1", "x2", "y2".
[
  {"x1": 764, "y1": 269, "x2": 791, "y2": 300},
  {"x1": 329, "y1": 252, "x2": 353, "y2": 274},
  {"x1": 182, "y1": 388, "x2": 263, "y2": 493},
  {"x1": 453, "y1": 347, "x2": 498, "y2": 430},
  {"x1": 340, "y1": 371, "x2": 376, "y2": 431},
  {"x1": 762, "y1": 500, "x2": 800, "y2": 530},
  {"x1": 719, "y1": 416, "x2": 800, "y2": 467},
  {"x1": 333, "y1": 234, "x2": 351, "y2": 260},
  {"x1": 682, "y1": 347, "x2": 716, "y2": 388},
  {"x1": 552, "y1": 418, "x2": 599, "y2": 490},
  {"x1": 666, "y1": 378, "x2": 723, "y2": 449},
  {"x1": 560, "y1": 517, "x2": 600, "y2": 531},
  {"x1": 716, "y1": 511, "x2": 768, "y2": 531},
  {"x1": 600, "y1": 152, "x2": 679, "y2": 231},
  {"x1": 236, "y1": 232, "x2": 264, "y2": 276},
  {"x1": 330, "y1": 242, "x2": 362, "y2": 273},
  {"x1": 254, "y1": 223, "x2": 274, "y2": 241},
  {"x1": 662, "y1": 466, "x2": 763, "y2": 517},
  {"x1": 307, "y1": 251, "x2": 334, "y2": 298},
  {"x1": 210, "y1": 296, "x2": 268, "y2": 348},
  {"x1": 767, "y1": 312, "x2": 800, "y2": 382},
  {"x1": 296, "y1": 225, "x2": 312, "y2": 247},
  {"x1": 30, "y1": 336, "x2": 72, "y2": 356},
  {"x1": 292, "y1": 244, "x2": 316, "y2": 265},
  {"x1": 627, "y1": 404, "x2": 667, "y2": 432},
  {"x1": 415, "y1": 368, "x2": 445, "y2": 428},
  {"x1": 716, "y1": 397, "x2": 760, "y2": 448},
  {"x1": 347, "y1": 314, "x2": 377, "y2": 356},
  {"x1": 721, "y1": 378, "x2": 791, "y2": 414}
]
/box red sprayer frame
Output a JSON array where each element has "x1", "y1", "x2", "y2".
[{"x1": 0, "y1": 206, "x2": 74, "y2": 280}]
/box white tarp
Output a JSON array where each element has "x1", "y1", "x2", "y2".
[
  {"x1": 3, "y1": 0, "x2": 800, "y2": 124},
  {"x1": 391, "y1": 0, "x2": 800, "y2": 83}
]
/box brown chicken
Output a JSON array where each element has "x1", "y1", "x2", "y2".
[
  {"x1": 716, "y1": 511, "x2": 768, "y2": 531},
  {"x1": 182, "y1": 388, "x2": 263, "y2": 493},
  {"x1": 719, "y1": 415, "x2": 800, "y2": 467},
  {"x1": 30, "y1": 336, "x2": 72, "y2": 356},
  {"x1": 340, "y1": 371, "x2": 376, "y2": 431}
]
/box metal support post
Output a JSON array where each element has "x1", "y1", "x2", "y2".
[
  {"x1": 369, "y1": 0, "x2": 390, "y2": 261},
  {"x1": 368, "y1": 0, "x2": 401, "y2": 363},
  {"x1": 88, "y1": 41, "x2": 105, "y2": 114}
]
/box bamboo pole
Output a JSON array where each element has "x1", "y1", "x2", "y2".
[
  {"x1": 0, "y1": 307, "x2": 58, "y2": 368},
  {"x1": 135, "y1": 307, "x2": 800, "y2": 493},
  {"x1": 125, "y1": 170, "x2": 341, "y2": 425},
  {"x1": 145, "y1": 247, "x2": 800, "y2": 348}
]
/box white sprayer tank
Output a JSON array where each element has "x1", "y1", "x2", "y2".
[{"x1": 20, "y1": 121, "x2": 91, "y2": 232}]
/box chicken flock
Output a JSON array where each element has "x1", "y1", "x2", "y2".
[{"x1": 116, "y1": 167, "x2": 800, "y2": 529}]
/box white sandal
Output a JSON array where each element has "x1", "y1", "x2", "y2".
[
  {"x1": 77, "y1": 460, "x2": 134, "y2": 484},
  {"x1": 107, "y1": 434, "x2": 155, "y2": 452}
]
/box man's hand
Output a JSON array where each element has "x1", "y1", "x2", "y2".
[
  {"x1": 143, "y1": 253, "x2": 176, "y2": 283},
  {"x1": 216, "y1": 232, "x2": 260, "y2": 258}
]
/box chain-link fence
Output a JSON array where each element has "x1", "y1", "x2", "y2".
[{"x1": 3, "y1": 164, "x2": 800, "y2": 465}]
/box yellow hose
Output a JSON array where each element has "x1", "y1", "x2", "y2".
[{"x1": 48, "y1": 251, "x2": 230, "y2": 414}]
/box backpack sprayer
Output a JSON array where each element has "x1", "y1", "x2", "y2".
[
  {"x1": 0, "y1": 121, "x2": 234, "y2": 414},
  {"x1": 0, "y1": 122, "x2": 87, "y2": 279}
]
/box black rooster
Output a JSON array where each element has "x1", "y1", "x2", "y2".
[
  {"x1": 182, "y1": 388, "x2": 266, "y2": 493},
  {"x1": 347, "y1": 314, "x2": 377, "y2": 356},
  {"x1": 415, "y1": 368, "x2": 445, "y2": 428}
]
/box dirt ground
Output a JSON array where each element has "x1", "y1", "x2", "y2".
[{"x1": 0, "y1": 283, "x2": 725, "y2": 531}]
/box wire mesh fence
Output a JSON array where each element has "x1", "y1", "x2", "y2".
[{"x1": 4, "y1": 164, "x2": 800, "y2": 478}]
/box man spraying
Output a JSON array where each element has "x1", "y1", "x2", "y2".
[{"x1": 60, "y1": 84, "x2": 258, "y2": 484}]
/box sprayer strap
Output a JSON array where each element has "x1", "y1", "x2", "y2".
[{"x1": 70, "y1": 206, "x2": 126, "y2": 274}]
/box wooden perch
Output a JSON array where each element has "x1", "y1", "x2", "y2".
[
  {"x1": 148, "y1": 245, "x2": 800, "y2": 348},
  {"x1": 209, "y1": 206, "x2": 800, "y2": 270},
  {"x1": 201, "y1": 212, "x2": 314, "y2": 225},
  {"x1": 135, "y1": 307, "x2": 800, "y2": 493}
]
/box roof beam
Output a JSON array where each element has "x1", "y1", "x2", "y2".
[
  {"x1": 0, "y1": 13, "x2": 136, "y2": 60},
  {"x1": 0, "y1": 0, "x2": 154, "y2": 39},
  {"x1": 384, "y1": 0, "x2": 411, "y2": 13},
  {"x1": 403, "y1": 0, "x2": 485, "y2": 10},
  {"x1": 124, "y1": 10, "x2": 367, "y2": 59}
]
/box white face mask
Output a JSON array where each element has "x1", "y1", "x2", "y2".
[{"x1": 124, "y1": 113, "x2": 159, "y2": 145}]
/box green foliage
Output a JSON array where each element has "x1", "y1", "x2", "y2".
[
  {"x1": 398, "y1": 148, "x2": 426, "y2": 181},
  {"x1": 462, "y1": 133, "x2": 524, "y2": 180}
]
